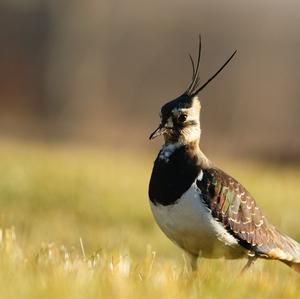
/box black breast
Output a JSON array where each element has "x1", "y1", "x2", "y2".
[{"x1": 148, "y1": 146, "x2": 200, "y2": 206}]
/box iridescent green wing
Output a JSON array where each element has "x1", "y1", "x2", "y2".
[
  {"x1": 197, "y1": 167, "x2": 266, "y2": 248},
  {"x1": 197, "y1": 167, "x2": 300, "y2": 261}
]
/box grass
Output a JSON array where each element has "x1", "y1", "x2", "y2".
[{"x1": 0, "y1": 141, "x2": 299, "y2": 298}]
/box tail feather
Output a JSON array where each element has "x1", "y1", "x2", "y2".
[
  {"x1": 275, "y1": 231, "x2": 300, "y2": 262},
  {"x1": 266, "y1": 230, "x2": 300, "y2": 273},
  {"x1": 282, "y1": 261, "x2": 300, "y2": 274},
  {"x1": 258, "y1": 226, "x2": 300, "y2": 267}
]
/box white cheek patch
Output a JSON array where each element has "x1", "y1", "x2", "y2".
[
  {"x1": 162, "y1": 98, "x2": 201, "y2": 143},
  {"x1": 180, "y1": 126, "x2": 201, "y2": 143},
  {"x1": 165, "y1": 117, "x2": 173, "y2": 128},
  {"x1": 186, "y1": 114, "x2": 199, "y2": 123}
]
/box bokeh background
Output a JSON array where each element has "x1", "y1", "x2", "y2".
[
  {"x1": 0, "y1": 1, "x2": 300, "y2": 298},
  {"x1": 1, "y1": 0, "x2": 300, "y2": 160}
]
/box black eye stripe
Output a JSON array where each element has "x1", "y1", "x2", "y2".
[{"x1": 178, "y1": 114, "x2": 187, "y2": 122}]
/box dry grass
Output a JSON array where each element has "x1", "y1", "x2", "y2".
[{"x1": 0, "y1": 141, "x2": 299, "y2": 298}]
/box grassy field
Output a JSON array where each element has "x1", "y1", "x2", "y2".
[{"x1": 0, "y1": 141, "x2": 299, "y2": 298}]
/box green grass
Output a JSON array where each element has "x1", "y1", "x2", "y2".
[{"x1": 0, "y1": 141, "x2": 299, "y2": 298}]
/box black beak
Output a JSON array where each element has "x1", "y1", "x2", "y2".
[{"x1": 149, "y1": 125, "x2": 165, "y2": 140}]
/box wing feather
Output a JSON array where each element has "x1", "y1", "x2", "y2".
[{"x1": 197, "y1": 167, "x2": 300, "y2": 262}]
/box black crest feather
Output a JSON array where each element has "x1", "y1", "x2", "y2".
[{"x1": 185, "y1": 35, "x2": 237, "y2": 97}]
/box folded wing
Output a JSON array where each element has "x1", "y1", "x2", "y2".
[{"x1": 197, "y1": 167, "x2": 300, "y2": 263}]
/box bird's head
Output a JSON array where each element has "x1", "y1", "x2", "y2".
[{"x1": 149, "y1": 37, "x2": 237, "y2": 145}]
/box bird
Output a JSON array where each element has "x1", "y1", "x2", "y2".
[{"x1": 148, "y1": 36, "x2": 300, "y2": 273}]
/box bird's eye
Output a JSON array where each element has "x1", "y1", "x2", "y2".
[{"x1": 178, "y1": 114, "x2": 187, "y2": 122}]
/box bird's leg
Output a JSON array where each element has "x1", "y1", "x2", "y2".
[
  {"x1": 184, "y1": 252, "x2": 198, "y2": 271},
  {"x1": 189, "y1": 254, "x2": 198, "y2": 271},
  {"x1": 240, "y1": 255, "x2": 257, "y2": 275}
]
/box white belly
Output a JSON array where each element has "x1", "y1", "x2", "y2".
[{"x1": 150, "y1": 181, "x2": 240, "y2": 258}]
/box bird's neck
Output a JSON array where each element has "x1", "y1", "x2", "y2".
[{"x1": 161, "y1": 139, "x2": 211, "y2": 169}]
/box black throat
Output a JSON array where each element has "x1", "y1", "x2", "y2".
[{"x1": 148, "y1": 142, "x2": 202, "y2": 206}]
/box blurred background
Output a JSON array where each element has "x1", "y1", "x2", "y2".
[
  {"x1": 0, "y1": 0, "x2": 299, "y2": 160},
  {"x1": 0, "y1": 2, "x2": 300, "y2": 297}
]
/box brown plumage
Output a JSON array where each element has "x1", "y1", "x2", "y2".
[{"x1": 197, "y1": 167, "x2": 300, "y2": 272}]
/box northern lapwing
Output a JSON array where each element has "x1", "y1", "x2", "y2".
[{"x1": 148, "y1": 37, "x2": 300, "y2": 273}]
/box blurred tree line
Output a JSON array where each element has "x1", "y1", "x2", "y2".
[{"x1": 0, "y1": 0, "x2": 299, "y2": 161}]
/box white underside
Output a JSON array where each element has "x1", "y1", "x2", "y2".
[{"x1": 150, "y1": 178, "x2": 242, "y2": 258}]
